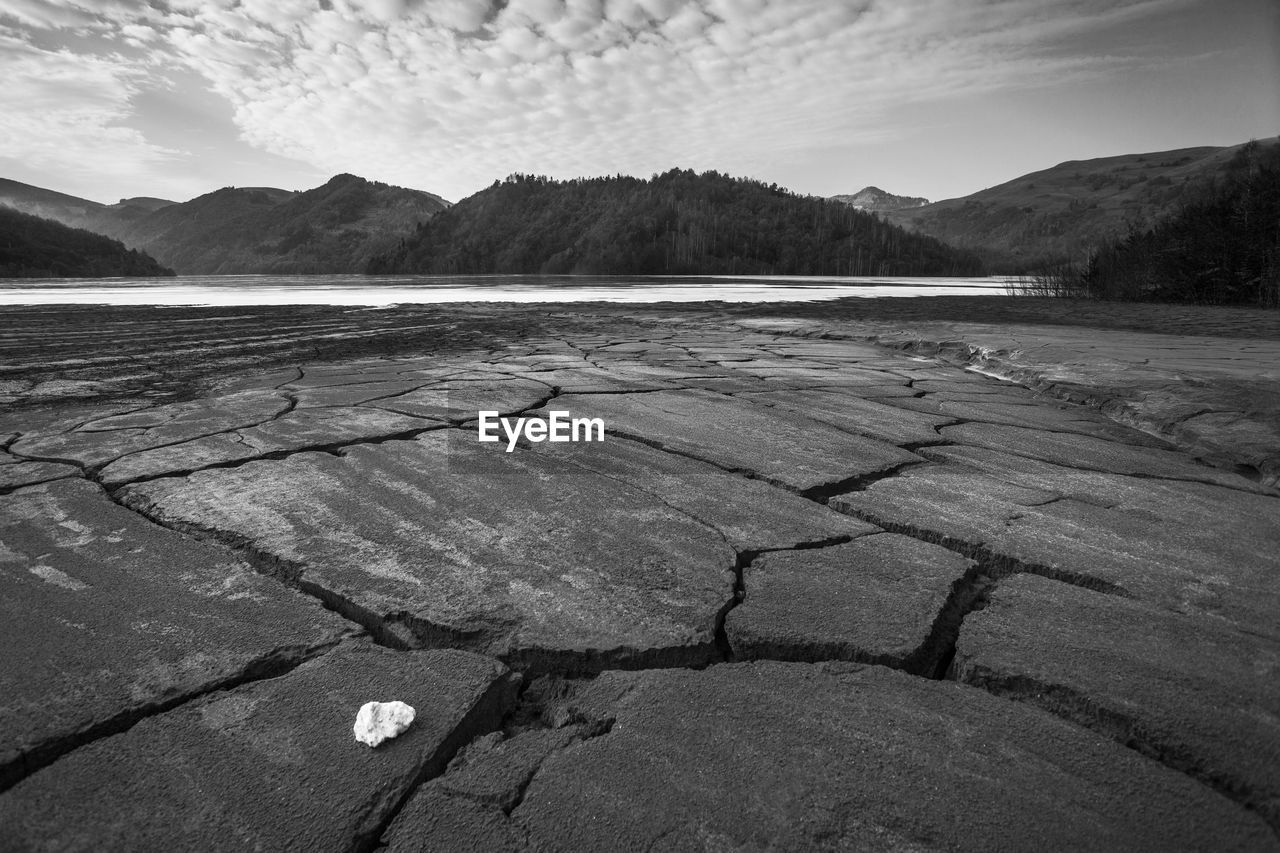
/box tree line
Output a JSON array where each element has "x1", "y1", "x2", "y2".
[
  {"x1": 369, "y1": 169, "x2": 985, "y2": 277},
  {"x1": 1020, "y1": 140, "x2": 1280, "y2": 307},
  {"x1": 0, "y1": 206, "x2": 174, "y2": 278}
]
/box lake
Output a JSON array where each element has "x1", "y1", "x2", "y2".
[{"x1": 0, "y1": 274, "x2": 1013, "y2": 306}]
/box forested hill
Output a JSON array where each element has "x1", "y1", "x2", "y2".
[
  {"x1": 0, "y1": 178, "x2": 176, "y2": 239},
  {"x1": 0, "y1": 207, "x2": 174, "y2": 278},
  {"x1": 115, "y1": 174, "x2": 449, "y2": 274},
  {"x1": 884, "y1": 140, "x2": 1279, "y2": 271},
  {"x1": 1078, "y1": 139, "x2": 1280, "y2": 306},
  {"x1": 369, "y1": 170, "x2": 984, "y2": 276}
]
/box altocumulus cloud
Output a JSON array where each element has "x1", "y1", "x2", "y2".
[
  {"x1": 0, "y1": 23, "x2": 182, "y2": 193},
  {"x1": 1, "y1": 0, "x2": 1188, "y2": 200}
]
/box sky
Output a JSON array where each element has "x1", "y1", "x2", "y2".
[{"x1": 1, "y1": 0, "x2": 1277, "y2": 206}]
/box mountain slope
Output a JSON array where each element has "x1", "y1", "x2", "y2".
[
  {"x1": 886, "y1": 140, "x2": 1279, "y2": 270},
  {"x1": 0, "y1": 178, "x2": 107, "y2": 224},
  {"x1": 113, "y1": 174, "x2": 449, "y2": 274},
  {"x1": 370, "y1": 169, "x2": 983, "y2": 277},
  {"x1": 116, "y1": 197, "x2": 176, "y2": 212},
  {"x1": 0, "y1": 178, "x2": 180, "y2": 240},
  {"x1": 830, "y1": 186, "x2": 929, "y2": 214},
  {"x1": 1078, "y1": 140, "x2": 1280, "y2": 306},
  {"x1": 0, "y1": 206, "x2": 174, "y2": 278}
]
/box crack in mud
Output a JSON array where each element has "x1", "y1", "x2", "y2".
[
  {"x1": 349, "y1": 669, "x2": 522, "y2": 853},
  {"x1": 954, "y1": 662, "x2": 1280, "y2": 836},
  {"x1": 832, "y1": 505, "x2": 1133, "y2": 597},
  {"x1": 111, "y1": 489, "x2": 418, "y2": 651},
  {"x1": 107, "y1": 422, "x2": 451, "y2": 486},
  {"x1": 7, "y1": 318, "x2": 1272, "y2": 841},
  {"x1": 798, "y1": 460, "x2": 930, "y2": 503},
  {"x1": 0, "y1": 637, "x2": 346, "y2": 796}
]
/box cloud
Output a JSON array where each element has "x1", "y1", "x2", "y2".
[
  {"x1": 0, "y1": 0, "x2": 98, "y2": 29},
  {"x1": 0, "y1": 28, "x2": 194, "y2": 197},
  {"x1": 3, "y1": 0, "x2": 1193, "y2": 200}
]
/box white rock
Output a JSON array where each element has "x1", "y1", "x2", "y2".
[{"x1": 353, "y1": 700, "x2": 416, "y2": 747}]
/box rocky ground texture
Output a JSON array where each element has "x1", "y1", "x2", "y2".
[{"x1": 1, "y1": 298, "x2": 1278, "y2": 851}]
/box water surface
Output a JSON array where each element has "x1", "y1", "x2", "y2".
[{"x1": 0, "y1": 273, "x2": 1012, "y2": 306}]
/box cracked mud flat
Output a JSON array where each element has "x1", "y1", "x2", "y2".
[{"x1": 2, "y1": 298, "x2": 1278, "y2": 851}]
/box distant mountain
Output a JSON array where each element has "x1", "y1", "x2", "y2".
[
  {"x1": 885, "y1": 140, "x2": 1280, "y2": 270},
  {"x1": 0, "y1": 175, "x2": 448, "y2": 275},
  {"x1": 830, "y1": 186, "x2": 929, "y2": 214},
  {"x1": 92, "y1": 197, "x2": 179, "y2": 236},
  {"x1": 110, "y1": 174, "x2": 449, "y2": 274},
  {"x1": 0, "y1": 178, "x2": 107, "y2": 225},
  {"x1": 0, "y1": 178, "x2": 178, "y2": 238},
  {"x1": 114, "y1": 197, "x2": 176, "y2": 213},
  {"x1": 233, "y1": 187, "x2": 298, "y2": 204},
  {"x1": 369, "y1": 169, "x2": 983, "y2": 277},
  {"x1": 0, "y1": 206, "x2": 174, "y2": 278}
]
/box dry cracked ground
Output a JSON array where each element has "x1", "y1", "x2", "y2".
[{"x1": 1, "y1": 299, "x2": 1278, "y2": 851}]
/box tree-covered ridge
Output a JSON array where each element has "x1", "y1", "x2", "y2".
[
  {"x1": 0, "y1": 206, "x2": 174, "y2": 278},
  {"x1": 887, "y1": 143, "x2": 1268, "y2": 272},
  {"x1": 1079, "y1": 140, "x2": 1280, "y2": 307},
  {"x1": 369, "y1": 169, "x2": 984, "y2": 276},
  {"x1": 114, "y1": 174, "x2": 449, "y2": 275}
]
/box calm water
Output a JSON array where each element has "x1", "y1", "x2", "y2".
[{"x1": 0, "y1": 274, "x2": 1012, "y2": 306}]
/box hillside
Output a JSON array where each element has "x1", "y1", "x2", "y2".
[
  {"x1": 830, "y1": 186, "x2": 929, "y2": 215},
  {"x1": 886, "y1": 141, "x2": 1279, "y2": 270},
  {"x1": 370, "y1": 169, "x2": 983, "y2": 277},
  {"x1": 0, "y1": 206, "x2": 174, "y2": 278},
  {"x1": 112, "y1": 174, "x2": 448, "y2": 274},
  {"x1": 1076, "y1": 140, "x2": 1280, "y2": 306},
  {"x1": 0, "y1": 178, "x2": 108, "y2": 225},
  {"x1": 117, "y1": 197, "x2": 176, "y2": 211},
  {"x1": 0, "y1": 179, "x2": 177, "y2": 238}
]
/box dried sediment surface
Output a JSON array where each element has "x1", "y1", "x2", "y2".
[
  {"x1": 680, "y1": 296, "x2": 1280, "y2": 487},
  {"x1": 2, "y1": 297, "x2": 1278, "y2": 850}
]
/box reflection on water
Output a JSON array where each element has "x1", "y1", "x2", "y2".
[{"x1": 0, "y1": 273, "x2": 1013, "y2": 306}]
